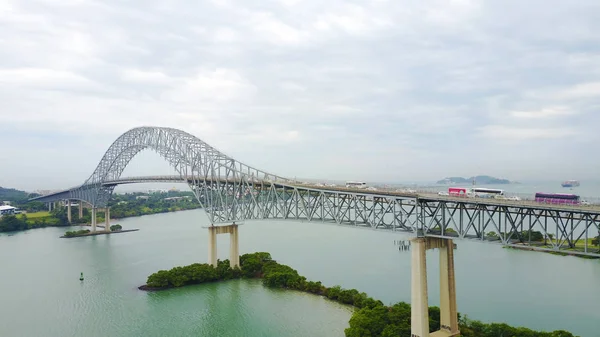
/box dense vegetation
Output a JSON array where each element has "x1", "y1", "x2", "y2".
[
  {"x1": 107, "y1": 191, "x2": 201, "y2": 218},
  {"x1": 0, "y1": 210, "x2": 62, "y2": 232},
  {"x1": 0, "y1": 186, "x2": 39, "y2": 204},
  {"x1": 0, "y1": 189, "x2": 201, "y2": 233},
  {"x1": 110, "y1": 224, "x2": 122, "y2": 231},
  {"x1": 142, "y1": 252, "x2": 576, "y2": 337},
  {"x1": 64, "y1": 229, "x2": 90, "y2": 237}
]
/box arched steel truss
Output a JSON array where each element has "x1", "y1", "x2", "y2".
[{"x1": 54, "y1": 126, "x2": 292, "y2": 223}]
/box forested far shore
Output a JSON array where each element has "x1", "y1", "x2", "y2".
[
  {"x1": 140, "y1": 252, "x2": 577, "y2": 337},
  {"x1": 0, "y1": 191, "x2": 201, "y2": 233}
]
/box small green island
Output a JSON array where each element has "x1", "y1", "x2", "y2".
[
  {"x1": 437, "y1": 175, "x2": 512, "y2": 185},
  {"x1": 139, "y1": 252, "x2": 576, "y2": 337},
  {"x1": 61, "y1": 224, "x2": 139, "y2": 238}
]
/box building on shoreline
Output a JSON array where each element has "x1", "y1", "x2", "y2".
[{"x1": 0, "y1": 205, "x2": 18, "y2": 216}]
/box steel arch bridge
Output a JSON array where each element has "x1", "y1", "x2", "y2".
[{"x1": 31, "y1": 126, "x2": 600, "y2": 257}]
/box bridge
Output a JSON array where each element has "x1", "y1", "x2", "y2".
[{"x1": 30, "y1": 126, "x2": 600, "y2": 337}]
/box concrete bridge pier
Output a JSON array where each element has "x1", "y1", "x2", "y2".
[
  {"x1": 67, "y1": 200, "x2": 72, "y2": 224},
  {"x1": 104, "y1": 208, "x2": 111, "y2": 232},
  {"x1": 411, "y1": 237, "x2": 459, "y2": 337},
  {"x1": 91, "y1": 208, "x2": 97, "y2": 232},
  {"x1": 206, "y1": 224, "x2": 240, "y2": 268},
  {"x1": 79, "y1": 203, "x2": 83, "y2": 219}
]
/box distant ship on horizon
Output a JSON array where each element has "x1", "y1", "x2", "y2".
[{"x1": 561, "y1": 180, "x2": 580, "y2": 188}]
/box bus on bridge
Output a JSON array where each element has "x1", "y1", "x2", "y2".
[
  {"x1": 535, "y1": 192, "x2": 581, "y2": 205},
  {"x1": 447, "y1": 187, "x2": 504, "y2": 198},
  {"x1": 346, "y1": 181, "x2": 367, "y2": 189}
]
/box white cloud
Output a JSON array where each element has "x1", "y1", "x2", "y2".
[
  {"x1": 161, "y1": 68, "x2": 257, "y2": 104},
  {"x1": 120, "y1": 69, "x2": 174, "y2": 84},
  {"x1": 0, "y1": 68, "x2": 94, "y2": 87},
  {"x1": 1, "y1": 0, "x2": 599, "y2": 190},
  {"x1": 248, "y1": 12, "x2": 310, "y2": 46},
  {"x1": 212, "y1": 27, "x2": 239, "y2": 43},
  {"x1": 476, "y1": 125, "x2": 577, "y2": 140},
  {"x1": 510, "y1": 107, "x2": 575, "y2": 119},
  {"x1": 556, "y1": 82, "x2": 600, "y2": 100}
]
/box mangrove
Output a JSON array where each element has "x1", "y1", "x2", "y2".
[{"x1": 139, "y1": 252, "x2": 577, "y2": 337}]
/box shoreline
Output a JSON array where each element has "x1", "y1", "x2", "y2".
[
  {"x1": 77, "y1": 207, "x2": 203, "y2": 226},
  {"x1": 60, "y1": 229, "x2": 139, "y2": 238},
  {"x1": 136, "y1": 252, "x2": 578, "y2": 337},
  {"x1": 504, "y1": 244, "x2": 600, "y2": 259}
]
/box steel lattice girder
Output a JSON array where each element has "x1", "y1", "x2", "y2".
[{"x1": 203, "y1": 184, "x2": 600, "y2": 257}]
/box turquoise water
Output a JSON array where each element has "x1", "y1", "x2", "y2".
[{"x1": 1, "y1": 209, "x2": 599, "y2": 336}]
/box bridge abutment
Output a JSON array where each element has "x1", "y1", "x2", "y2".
[
  {"x1": 206, "y1": 224, "x2": 240, "y2": 269},
  {"x1": 411, "y1": 237, "x2": 459, "y2": 337}
]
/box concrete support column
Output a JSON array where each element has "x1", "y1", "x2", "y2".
[
  {"x1": 48, "y1": 203, "x2": 52, "y2": 212},
  {"x1": 439, "y1": 240, "x2": 459, "y2": 335},
  {"x1": 105, "y1": 207, "x2": 111, "y2": 232},
  {"x1": 208, "y1": 226, "x2": 217, "y2": 267},
  {"x1": 67, "y1": 200, "x2": 72, "y2": 224},
  {"x1": 91, "y1": 208, "x2": 97, "y2": 232},
  {"x1": 411, "y1": 238, "x2": 430, "y2": 337},
  {"x1": 229, "y1": 224, "x2": 240, "y2": 268},
  {"x1": 79, "y1": 203, "x2": 83, "y2": 219}
]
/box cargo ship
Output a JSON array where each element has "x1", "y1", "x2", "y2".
[{"x1": 561, "y1": 180, "x2": 580, "y2": 188}]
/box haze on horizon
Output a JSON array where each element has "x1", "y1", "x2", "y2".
[{"x1": 1, "y1": 0, "x2": 599, "y2": 191}]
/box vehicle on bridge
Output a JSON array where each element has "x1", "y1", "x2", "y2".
[
  {"x1": 535, "y1": 192, "x2": 580, "y2": 205},
  {"x1": 472, "y1": 187, "x2": 504, "y2": 198},
  {"x1": 346, "y1": 181, "x2": 367, "y2": 189},
  {"x1": 448, "y1": 187, "x2": 471, "y2": 197},
  {"x1": 447, "y1": 187, "x2": 505, "y2": 198}
]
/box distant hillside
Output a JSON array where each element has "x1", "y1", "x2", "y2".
[
  {"x1": 436, "y1": 175, "x2": 512, "y2": 185},
  {"x1": 0, "y1": 187, "x2": 31, "y2": 203}
]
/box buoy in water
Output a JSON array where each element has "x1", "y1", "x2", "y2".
[{"x1": 80, "y1": 272, "x2": 84, "y2": 281}]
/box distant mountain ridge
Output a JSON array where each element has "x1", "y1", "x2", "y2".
[
  {"x1": 436, "y1": 175, "x2": 512, "y2": 185},
  {"x1": 0, "y1": 187, "x2": 32, "y2": 203}
]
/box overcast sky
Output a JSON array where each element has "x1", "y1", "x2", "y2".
[{"x1": 1, "y1": 0, "x2": 599, "y2": 191}]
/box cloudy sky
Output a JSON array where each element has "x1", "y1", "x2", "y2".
[{"x1": 1, "y1": 0, "x2": 599, "y2": 191}]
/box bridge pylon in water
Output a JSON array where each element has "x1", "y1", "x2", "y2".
[
  {"x1": 411, "y1": 237, "x2": 459, "y2": 337},
  {"x1": 205, "y1": 224, "x2": 240, "y2": 269}
]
